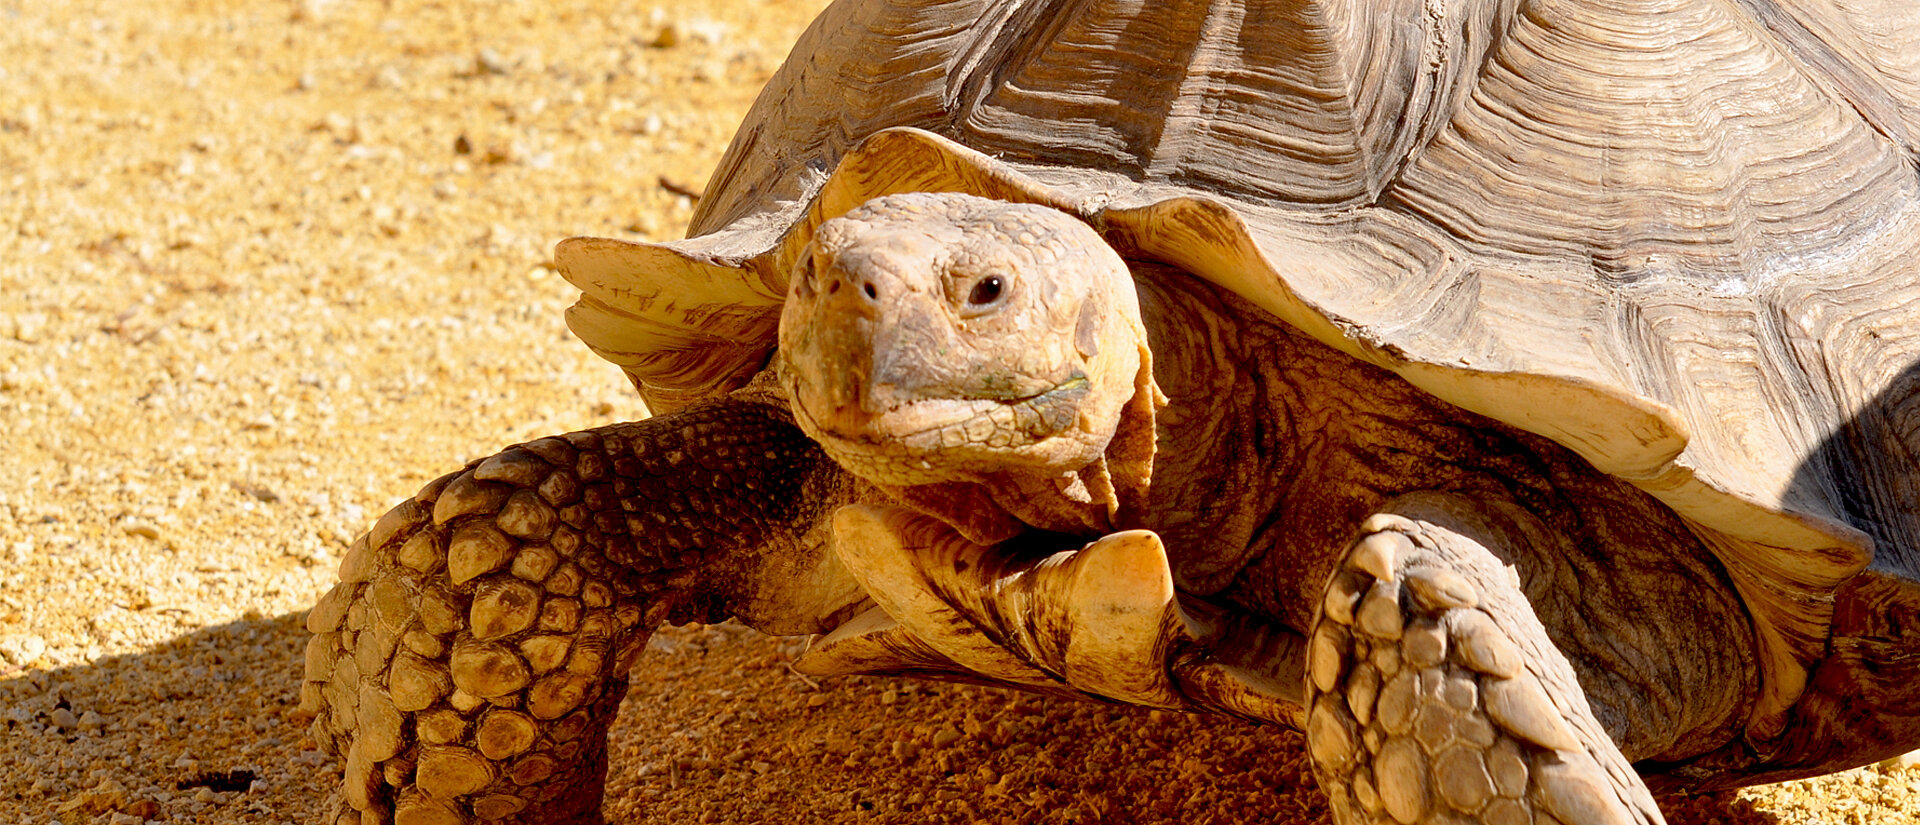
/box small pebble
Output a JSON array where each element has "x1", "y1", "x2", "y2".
[
  {"x1": 476, "y1": 48, "x2": 509, "y2": 75},
  {"x1": 51, "y1": 707, "x2": 79, "y2": 731},
  {"x1": 0, "y1": 633, "x2": 48, "y2": 666}
]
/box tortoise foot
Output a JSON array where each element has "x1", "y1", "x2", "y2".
[
  {"x1": 301, "y1": 402, "x2": 853, "y2": 824},
  {"x1": 1305, "y1": 501, "x2": 1666, "y2": 825},
  {"x1": 302, "y1": 435, "x2": 655, "y2": 825}
]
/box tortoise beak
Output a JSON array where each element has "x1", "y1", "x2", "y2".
[{"x1": 783, "y1": 248, "x2": 924, "y2": 440}]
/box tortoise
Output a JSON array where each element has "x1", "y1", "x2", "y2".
[{"x1": 301, "y1": 0, "x2": 1920, "y2": 823}]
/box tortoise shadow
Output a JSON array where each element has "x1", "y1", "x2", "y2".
[
  {"x1": 601, "y1": 626, "x2": 1782, "y2": 824},
  {"x1": 0, "y1": 603, "x2": 1796, "y2": 824},
  {"x1": 0, "y1": 611, "x2": 334, "y2": 822}
]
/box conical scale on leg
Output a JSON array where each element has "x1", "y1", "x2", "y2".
[
  {"x1": 1483, "y1": 676, "x2": 1582, "y2": 752},
  {"x1": 432, "y1": 475, "x2": 512, "y2": 525},
  {"x1": 414, "y1": 745, "x2": 495, "y2": 799},
  {"x1": 1405, "y1": 566, "x2": 1479, "y2": 611},
  {"x1": 1375, "y1": 737, "x2": 1432, "y2": 824},
  {"x1": 1324, "y1": 571, "x2": 1365, "y2": 625},
  {"x1": 1345, "y1": 662, "x2": 1381, "y2": 727},
  {"x1": 1351, "y1": 533, "x2": 1404, "y2": 582},
  {"x1": 1308, "y1": 694, "x2": 1360, "y2": 770},
  {"x1": 1452, "y1": 610, "x2": 1524, "y2": 679},
  {"x1": 1377, "y1": 669, "x2": 1420, "y2": 736},
  {"x1": 1435, "y1": 745, "x2": 1497, "y2": 813},
  {"x1": 1357, "y1": 579, "x2": 1406, "y2": 640},
  {"x1": 1403, "y1": 617, "x2": 1448, "y2": 669},
  {"x1": 1311, "y1": 621, "x2": 1350, "y2": 694},
  {"x1": 1534, "y1": 751, "x2": 1636, "y2": 825}
]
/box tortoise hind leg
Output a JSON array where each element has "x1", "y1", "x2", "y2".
[{"x1": 1305, "y1": 494, "x2": 1665, "y2": 825}]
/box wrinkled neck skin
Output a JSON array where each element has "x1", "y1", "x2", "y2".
[{"x1": 1124, "y1": 270, "x2": 1303, "y2": 595}]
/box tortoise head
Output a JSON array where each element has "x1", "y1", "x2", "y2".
[{"x1": 778, "y1": 192, "x2": 1153, "y2": 491}]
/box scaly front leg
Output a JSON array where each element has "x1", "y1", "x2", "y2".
[
  {"x1": 1305, "y1": 493, "x2": 1665, "y2": 825},
  {"x1": 301, "y1": 398, "x2": 861, "y2": 825}
]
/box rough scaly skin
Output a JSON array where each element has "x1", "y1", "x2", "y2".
[{"x1": 302, "y1": 399, "x2": 858, "y2": 824}]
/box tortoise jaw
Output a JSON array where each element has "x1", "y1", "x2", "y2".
[
  {"x1": 800, "y1": 373, "x2": 1087, "y2": 440},
  {"x1": 788, "y1": 374, "x2": 1094, "y2": 487}
]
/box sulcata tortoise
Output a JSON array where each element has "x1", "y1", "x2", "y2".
[{"x1": 302, "y1": 1, "x2": 1920, "y2": 823}]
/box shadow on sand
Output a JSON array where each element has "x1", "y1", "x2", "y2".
[
  {"x1": 0, "y1": 608, "x2": 1791, "y2": 824},
  {"x1": 0, "y1": 611, "x2": 333, "y2": 823}
]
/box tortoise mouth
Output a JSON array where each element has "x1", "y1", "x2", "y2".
[
  {"x1": 803, "y1": 373, "x2": 1088, "y2": 445},
  {"x1": 792, "y1": 374, "x2": 1092, "y2": 483}
]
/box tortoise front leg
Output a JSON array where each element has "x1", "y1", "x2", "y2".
[
  {"x1": 1305, "y1": 493, "x2": 1665, "y2": 825},
  {"x1": 301, "y1": 399, "x2": 859, "y2": 825}
]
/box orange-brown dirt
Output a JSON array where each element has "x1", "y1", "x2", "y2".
[{"x1": 0, "y1": 1, "x2": 1915, "y2": 823}]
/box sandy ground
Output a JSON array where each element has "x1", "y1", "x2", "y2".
[{"x1": 0, "y1": 0, "x2": 1916, "y2": 823}]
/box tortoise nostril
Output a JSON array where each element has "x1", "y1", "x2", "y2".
[
  {"x1": 863, "y1": 282, "x2": 878, "y2": 300},
  {"x1": 827, "y1": 280, "x2": 841, "y2": 295}
]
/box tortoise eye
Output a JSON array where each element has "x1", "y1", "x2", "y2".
[{"x1": 967, "y1": 275, "x2": 1005, "y2": 307}]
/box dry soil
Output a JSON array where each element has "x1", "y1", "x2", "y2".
[{"x1": 1, "y1": 1, "x2": 1916, "y2": 823}]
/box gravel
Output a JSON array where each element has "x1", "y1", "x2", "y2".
[{"x1": 0, "y1": 0, "x2": 1915, "y2": 823}]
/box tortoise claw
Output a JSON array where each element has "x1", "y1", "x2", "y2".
[{"x1": 795, "y1": 605, "x2": 967, "y2": 678}]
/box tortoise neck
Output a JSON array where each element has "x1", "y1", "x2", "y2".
[{"x1": 1126, "y1": 263, "x2": 1321, "y2": 598}]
